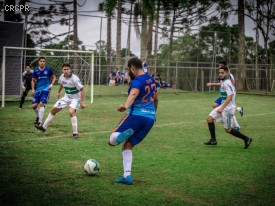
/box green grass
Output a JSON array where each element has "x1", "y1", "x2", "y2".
[{"x1": 0, "y1": 91, "x2": 275, "y2": 206}]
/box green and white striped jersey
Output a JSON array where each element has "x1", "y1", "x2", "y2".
[
  {"x1": 220, "y1": 78, "x2": 236, "y2": 110},
  {"x1": 58, "y1": 73, "x2": 83, "y2": 99}
]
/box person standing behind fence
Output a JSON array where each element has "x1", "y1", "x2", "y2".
[
  {"x1": 35, "y1": 63, "x2": 85, "y2": 139},
  {"x1": 31, "y1": 56, "x2": 56, "y2": 127},
  {"x1": 19, "y1": 64, "x2": 33, "y2": 109}
]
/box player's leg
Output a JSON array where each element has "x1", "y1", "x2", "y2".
[
  {"x1": 115, "y1": 116, "x2": 154, "y2": 185},
  {"x1": 232, "y1": 115, "x2": 240, "y2": 130},
  {"x1": 69, "y1": 99, "x2": 83, "y2": 139},
  {"x1": 36, "y1": 97, "x2": 66, "y2": 132},
  {"x1": 236, "y1": 106, "x2": 244, "y2": 116},
  {"x1": 204, "y1": 107, "x2": 221, "y2": 145},
  {"x1": 109, "y1": 115, "x2": 134, "y2": 146},
  {"x1": 32, "y1": 92, "x2": 41, "y2": 125},
  {"x1": 19, "y1": 87, "x2": 29, "y2": 108},
  {"x1": 36, "y1": 91, "x2": 50, "y2": 126},
  {"x1": 223, "y1": 112, "x2": 252, "y2": 149}
]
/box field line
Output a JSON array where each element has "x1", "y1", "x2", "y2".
[{"x1": 0, "y1": 111, "x2": 274, "y2": 144}]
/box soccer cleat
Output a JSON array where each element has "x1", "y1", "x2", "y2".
[
  {"x1": 244, "y1": 137, "x2": 252, "y2": 149},
  {"x1": 35, "y1": 124, "x2": 46, "y2": 133},
  {"x1": 234, "y1": 127, "x2": 240, "y2": 131},
  {"x1": 115, "y1": 175, "x2": 133, "y2": 185},
  {"x1": 204, "y1": 139, "x2": 217, "y2": 145},
  {"x1": 116, "y1": 128, "x2": 134, "y2": 144},
  {"x1": 240, "y1": 107, "x2": 244, "y2": 117},
  {"x1": 73, "y1": 133, "x2": 79, "y2": 139},
  {"x1": 34, "y1": 117, "x2": 39, "y2": 125}
]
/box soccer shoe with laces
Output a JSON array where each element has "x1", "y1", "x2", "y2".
[
  {"x1": 244, "y1": 137, "x2": 252, "y2": 149},
  {"x1": 204, "y1": 139, "x2": 217, "y2": 145},
  {"x1": 73, "y1": 133, "x2": 79, "y2": 139},
  {"x1": 240, "y1": 107, "x2": 244, "y2": 117},
  {"x1": 115, "y1": 175, "x2": 133, "y2": 185},
  {"x1": 35, "y1": 124, "x2": 46, "y2": 133},
  {"x1": 116, "y1": 128, "x2": 134, "y2": 144}
]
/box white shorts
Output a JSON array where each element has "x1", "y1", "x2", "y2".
[
  {"x1": 54, "y1": 96, "x2": 80, "y2": 110},
  {"x1": 209, "y1": 105, "x2": 235, "y2": 129}
]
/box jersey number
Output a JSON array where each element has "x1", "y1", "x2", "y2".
[{"x1": 142, "y1": 84, "x2": 156, "y2": 102}]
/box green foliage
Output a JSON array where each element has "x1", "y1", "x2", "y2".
[{"x1": 0, "y1": 93, "x2": 274, "y2": 205}]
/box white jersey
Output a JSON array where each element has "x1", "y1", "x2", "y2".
[
  {"x1": 59, "y1": 74, "x2": 83, "y2": 99},
  {"x1": 220, "y1": 78, "x2": 236, "y2": 111}
]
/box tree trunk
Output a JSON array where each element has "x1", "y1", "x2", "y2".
[
  {"x1": 237, "y1": 0, "x2": 246, "y2": 91},
  {"x1": 140, "y1": 13, "x2": 148, "y2": 61},
  {"x1": 116, "y1": 0, "x2": 122, "y2": 69},
  {"x1": 153, "y1": 0, "x2": 160, "y2": 75},
  {"x1": 167, "y1": 9, "x2": 176, "y2": 84},
  {"x1": 146, "y1": 18, "x2": 154, "y2": 63}
]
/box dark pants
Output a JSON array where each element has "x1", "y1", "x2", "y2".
[{"x1": 19, "y1": 85, "x2": 31, "y2": 108}]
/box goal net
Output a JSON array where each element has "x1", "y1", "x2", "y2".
[{"x1": 1, "y1": 47, "x2": 94, "y2": 107}]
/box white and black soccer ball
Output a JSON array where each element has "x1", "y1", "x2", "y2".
[{"x1": 84, "y1": 159, "x2": 100, "y2": 176}]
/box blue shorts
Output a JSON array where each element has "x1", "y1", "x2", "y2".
[
  {"x1": 214, "y1": 97, "x2": 222, "y2": 106},
  {"x1": 113, "y1": 114, "x2": 155, "y2": 146},
  {"x1": 32, "y1": 91, "x2": 50, "y2": 104}
]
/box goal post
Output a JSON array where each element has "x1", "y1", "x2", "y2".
[{"x1": 1, "y1": 47, "x2": 94, "y2": 108}]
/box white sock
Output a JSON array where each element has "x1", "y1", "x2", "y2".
[
  {"x1": 71, "y1": 116, "x2": 78, "y2": 134},
  {"x1": 232, "y1": 115, "x2": 240, "y2": 128},
  {"x1": 123, "y1": 150, "x2": 132, "y2": 178},
  {"x1": 33, "y1": 108, "x2": 39, "y2": 117},
  {"x1": 236, "y1": 107, "x2": 242, "y2": 112},
  {"x1": 43, "y1": 113, "x2": 55, "y2": 129},
  {"x1": 38, "y1": 106, "x2": 45, "y2": 123},
  {"x1": 109, "y1": 132, "x2": 119, "y2": 145}
]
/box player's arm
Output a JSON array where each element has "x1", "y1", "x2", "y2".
[
  {"x1": 48, "y1": 74, "x2": 57, "y2": 89},
  {"x1": 79, "y1": 87, "x2": 85, "y2": 109},
  {"x1": 31, "y1": 78, "x2": 36, "y2": 95},
  {"x1": 207, "y1": 82, "x2": 221, "y2": 87},
  {"x1": 229, "y1": 74, "x2": 236, "y2": 86},
  {"x1": 56, "y1": 84, "x2": 63, "y2": 99},
  {"x1": 117, "y1": 88, "x2": 140, "y2": 112},
  {"x1": 217, "y1": 94, "x2": 232, "y2": 113}
]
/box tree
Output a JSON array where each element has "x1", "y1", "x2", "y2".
[
  {"x1": 100, "y1": 0, "x2": 116, "y2": 73},
  {"x1": 116, "y1": 0, "x2": 122, "y2": 69},
  {"x1": 237, "y1": 0, "x2": 246, "y2": 91}
]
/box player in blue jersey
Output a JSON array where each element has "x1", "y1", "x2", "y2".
[
  {"x1": 31, "y1": 57, "x2": 56, "y2": 127},
  {"x1": 108, "y1": 57, "x2": 159, "y2": 185}
]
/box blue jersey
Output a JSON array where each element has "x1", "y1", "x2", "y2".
[
  {"x1": 32, "y1": 66, "x2": 54, "y2": 92},
  {"x1": 127, "y1": 74, "x2": 157, "y2": 119}
]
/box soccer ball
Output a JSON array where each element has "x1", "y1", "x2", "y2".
[{"x1": 84, "y1": 159, "x2": 100, "y2": 176}]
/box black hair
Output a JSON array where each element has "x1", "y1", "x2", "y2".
[
  {"x1": 219, "y1": 60, "x2": 227, "y2": 66},
  {"x1": 38, "y1": 56, "x2": 45, "y2": 61},
  {"x1": 219, "y1": 65, "x2": 229, "y2": 72},
  {"x1": 127, "y1": 58, "x2": 142, "y2": 69},
  {"x1": 25, "y1": 63, "x2": 31, "y2": 67},
  {"x1": 62, "y1": 63, "x2": 71, "y2": 68}
]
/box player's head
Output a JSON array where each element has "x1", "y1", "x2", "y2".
[
  {"x1": 62, "y1": 63, "x2": 71, "y2": 76},
  {"x1": 219, "y1": 65, "x2": 229, "y2": 80},
  {"x1": 218, "y1": 60, "x2": 227, "y2": 68},
  {"x1": 25, "y1": 63, "x2": 31, "y2": 72},
  {"x1": 127, "y1": 58, "x2": 143, "y2": 80},
  {"x1": 38, "y1": 57, "x2": 46, "y2": 68}
]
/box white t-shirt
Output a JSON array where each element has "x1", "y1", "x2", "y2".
[{"x1": 59, "y1": 73, "x2": 83, "y2": 99}]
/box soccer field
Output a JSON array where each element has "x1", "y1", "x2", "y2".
[{"x1": 0, "y1": 92, "x2": 274, "y2": 206}]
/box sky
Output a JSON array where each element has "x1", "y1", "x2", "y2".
[{"x1": 1, "y1": 0, "x2": 267, "y2": 57}]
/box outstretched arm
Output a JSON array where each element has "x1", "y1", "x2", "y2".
[{"x1": 117, "y1": 88, "x2": 140, "y2": 112}]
